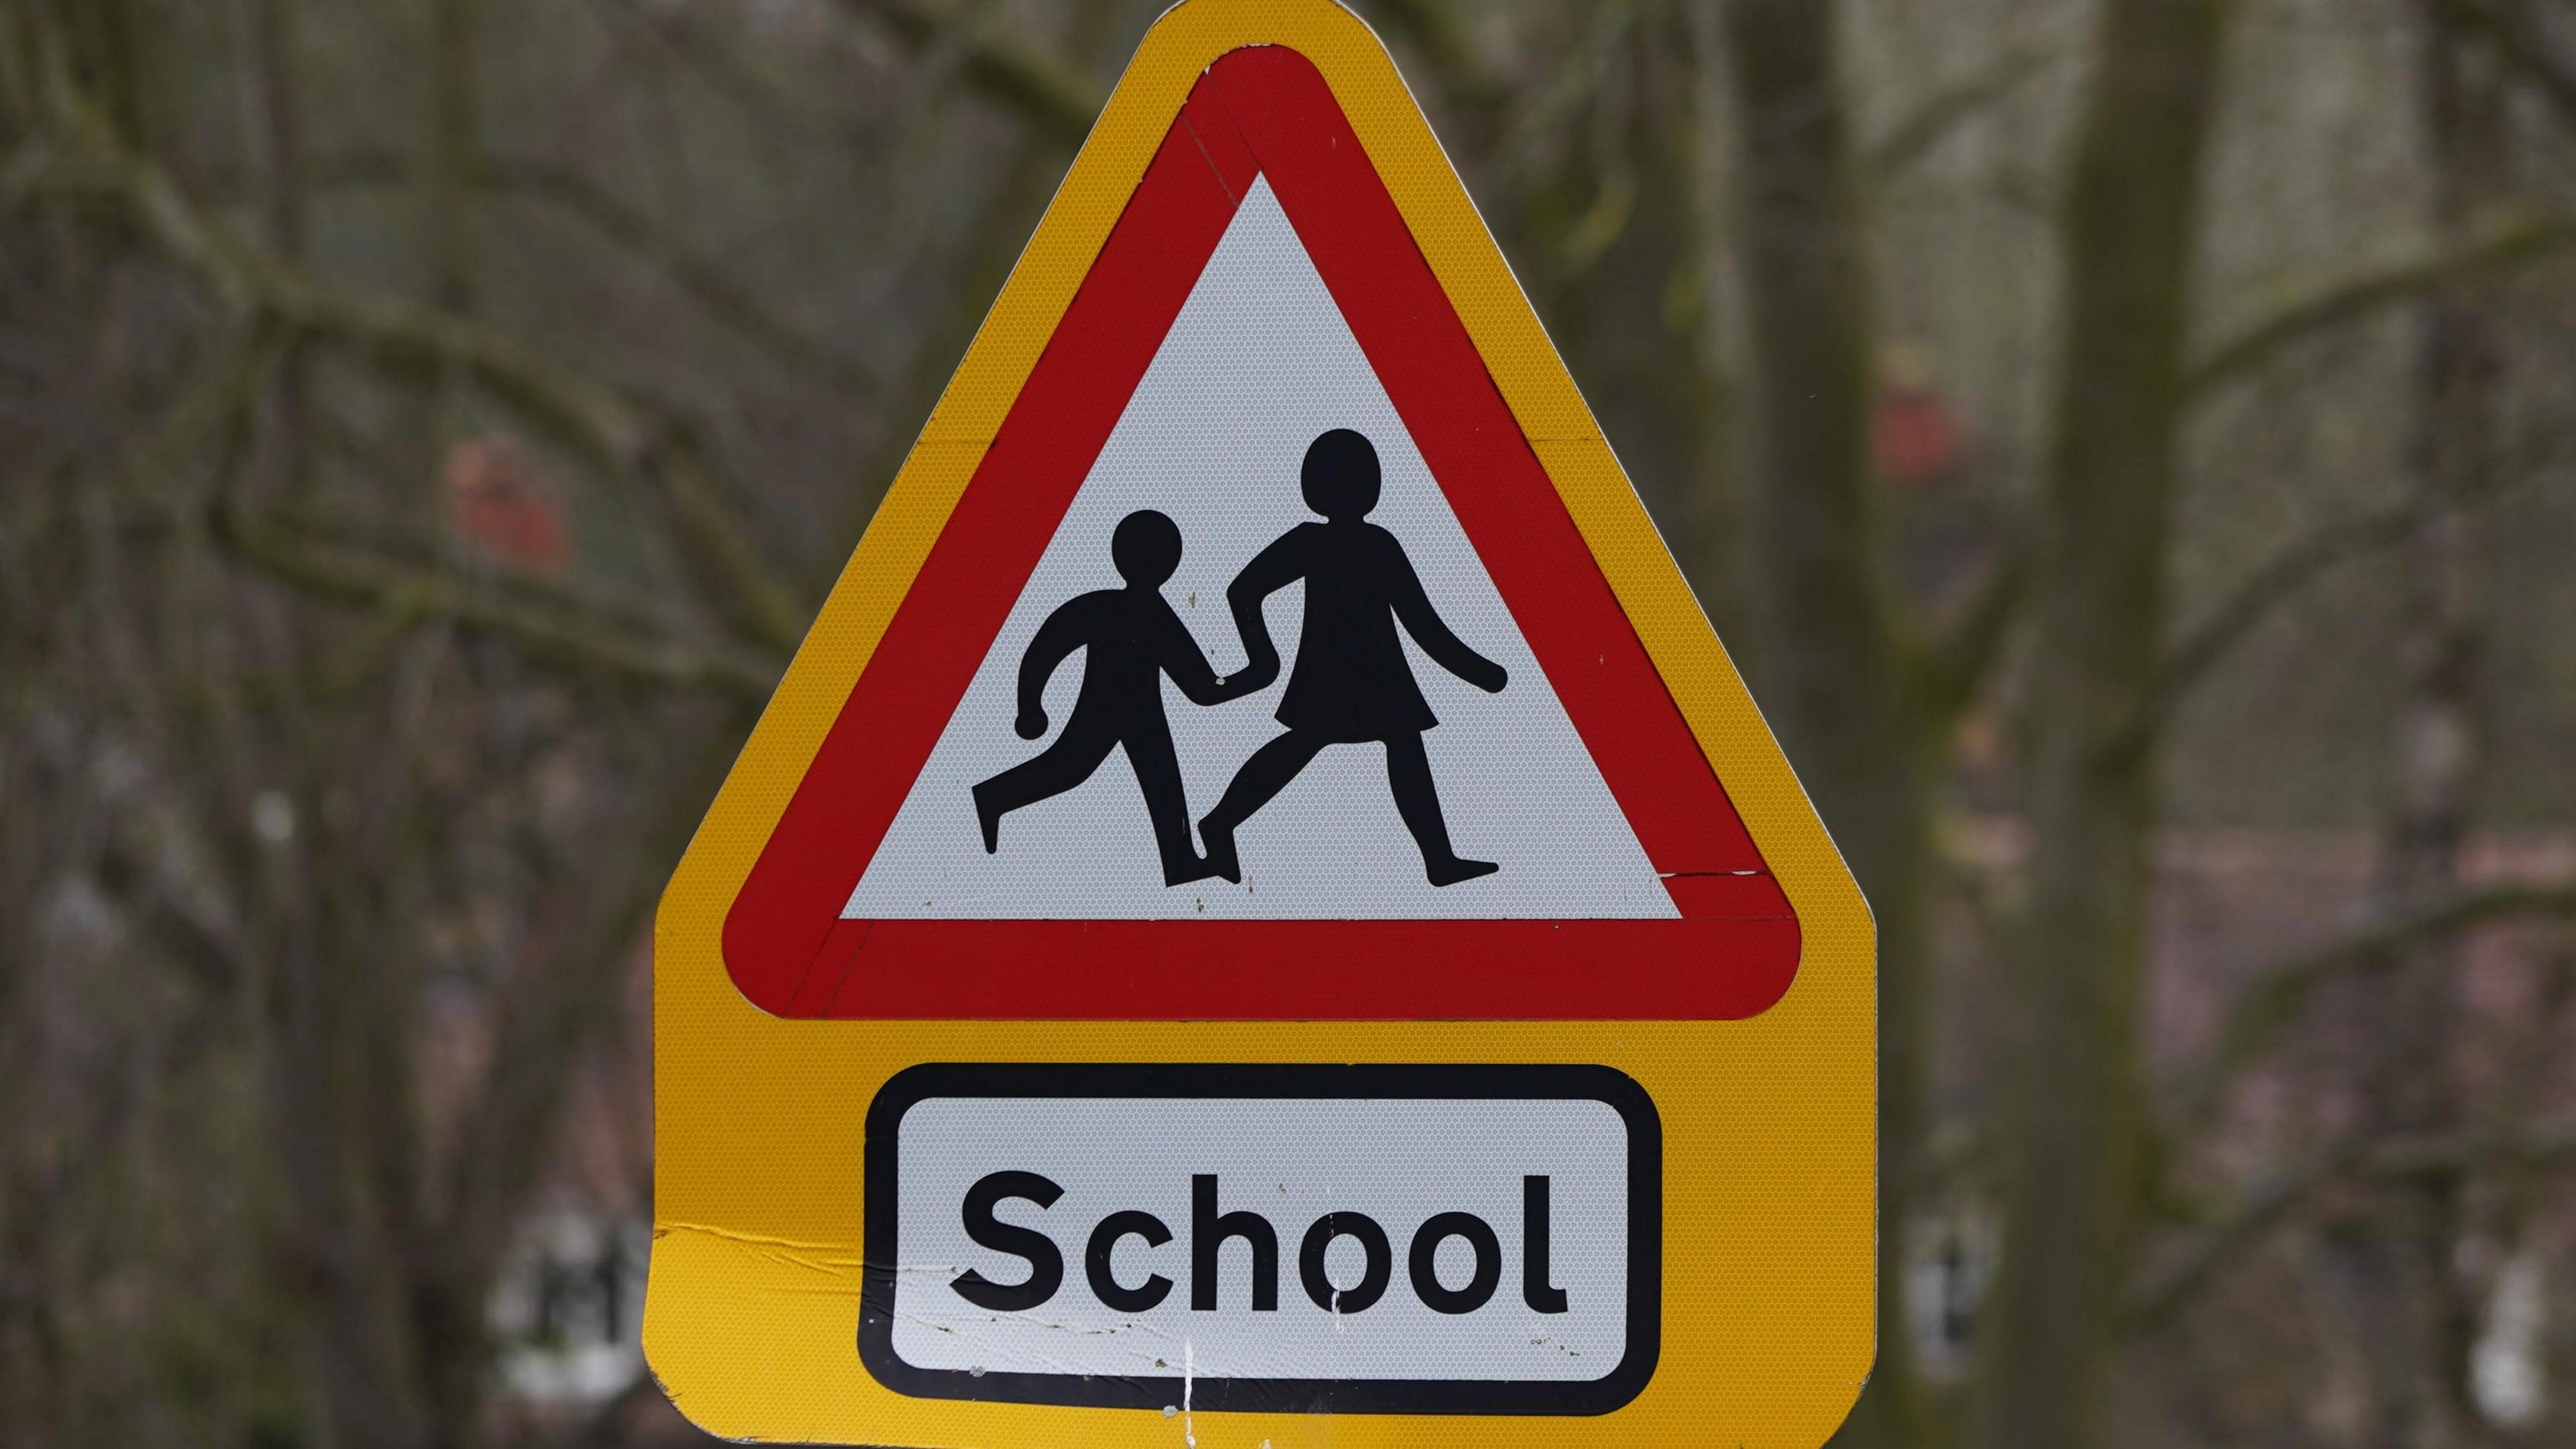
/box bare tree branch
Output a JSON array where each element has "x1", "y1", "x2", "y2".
[
  {"x1": 2369, "y1": 1118, "x2": 2576, "y2": 1180},
  {"x1": 2152, "y1": 504, "x2": 2416, "y2": 714},
  {"x1": 2105, "y1": 453, "x2": 2546, "y2": 768},
  {"x1": 1362, "y1": 0, "x2": 1511, "y2": 123},
  {"x1": 2099, "y1": 501, "x2": 2420, "y2": 765},
  {"x1": 2185, "y1": 214, "x2": 2576, "y2": 401},
  {"x1": 297, "y1": 149, "x2": 876, "y2": 394},
  {"x1": 590, "y1": 0, "x2": 851, "y2": 144},
  {"x1": 829, "y1": 0, "x2": 1102, "y2": 145},
  {"x1": 214, "y1": 502, "x2": 781, "y2": 700},
  {"x1": 2123, "y1": 1117, "x2": 2576, "y2": 1330},
  {"x1": 2449, "y1": 0, "x2": 2576, "y2": 124},
  {"x1": 33, "y1": 68, "x2": 812, "y2": 652},
  {"x1": 1866, "y1": 46, "x2": 2057, "y2": 184},
  {"x1": 91, "y1": 837, "x2": 254, "y2": 994},
  {"x1": 1918, "y1": 533, "x2": 2030, "y2": 722},
  {"x1": 2122, "y1": 1137, "x2": 2367, "y2": 1332},
  {"x1": 38, "y1": 100, "x2": 639, "y2": 454},
  {"x1": 488, "y1": 154, "x2": 877, "y2": 393},
  {"x1": 2170, "y1": 883, "x2": 2576, "y2": 1131}
]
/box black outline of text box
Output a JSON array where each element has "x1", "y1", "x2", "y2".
[{"x1": 859, "y1": 1062, "x2": 1661, "y2": 1415}]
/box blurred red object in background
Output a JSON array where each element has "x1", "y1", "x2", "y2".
[
  {"x1": 444, "y1": 437, "x2": 570, "y2": 578},
  {"x1": 1872, "y1": 384, "x2": 1964, "y2": 490}
]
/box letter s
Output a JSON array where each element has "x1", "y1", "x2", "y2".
[{"x1": 951, "y1": 1171, "x2": 1065, "y2": 1311}]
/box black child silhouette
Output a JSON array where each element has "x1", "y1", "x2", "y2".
[
  {"x1": 971, "y1": 509, "x2": 1244, "y2": 886},
  {"x1": 1199, "y1": 429, "x2": 1509, "y2": 888}
]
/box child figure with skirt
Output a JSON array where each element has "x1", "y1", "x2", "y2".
[{"x1": 1199, "y1": 429, "x2": 1509, "y2": 887}]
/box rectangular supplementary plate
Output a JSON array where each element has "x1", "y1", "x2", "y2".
[{"x1": 860, "y1": 1063, "x2": 1661, "y2": 1415}]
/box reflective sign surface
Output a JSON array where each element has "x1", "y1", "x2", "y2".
[{"x1": 648, "y1": 3, "x2": 1874, "y2": 1445}]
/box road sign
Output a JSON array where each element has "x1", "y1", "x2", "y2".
[{"x1": 646, "y1": 2, "x2": 1874, "y2": 1445}]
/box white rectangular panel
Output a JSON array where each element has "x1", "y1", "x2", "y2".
[{"x1": 860, "y1": 1065, "x2": 1660, "y2": 1414}]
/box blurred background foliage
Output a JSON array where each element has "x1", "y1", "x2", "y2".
[{"x1": 3, "y1": 0, "x2": 2575, "y2": 1446}]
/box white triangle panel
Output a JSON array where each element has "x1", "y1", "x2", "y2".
[{"x1": 845, "y1": 179, "x2": 1672, "y2": 920}]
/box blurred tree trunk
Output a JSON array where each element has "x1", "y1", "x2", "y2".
[
  {"x1": 1716, "y1": 4, "x2": 1937, "y2": 1446},
  {"x1": 410, "y1": 0, "x2": 483, "y2": 495},
  {"x1": 1972, "y1": 1, "x2": 2231, "y2": 1446},
  {"x1": 244, "y1": 0, "x2": 313, "y2": 498},
  {"x1": 425, "y1": 0, "x2": 481, "y2": 320},
  {"x1": 2317, "y1": 6, "x2": 2507, "y2": 1446},
  {"x1": 250, "y1": 9, "x2": 515, "y2": 1448},
  {"x1": 56, "y1": 0, "x2": 147, "y2": 144},
  {"x1": 261, "y1": 862, "x2": 439, "y2": 1449}
]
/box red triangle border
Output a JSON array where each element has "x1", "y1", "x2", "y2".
[{"x1": 721, "y1": 46, "x2": 1797, "y2": 1021}]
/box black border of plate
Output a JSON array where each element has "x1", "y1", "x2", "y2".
[{"x1": 857, "y1": 1061, "x2": 1662, "y2": 1415}]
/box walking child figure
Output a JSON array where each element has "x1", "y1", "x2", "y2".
[
  {"x1": 1199, "y1": 429, "x2": 1509, "y2": 887},
  {"x1": 972, "y1": 509, "x2": 1246, "y2": 886}
]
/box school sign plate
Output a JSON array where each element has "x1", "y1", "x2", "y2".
[{"x1": 646, "y1": 3, "x2": 1874, "y2": 1444}]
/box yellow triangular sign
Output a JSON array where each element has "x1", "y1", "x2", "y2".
[{"x1": 649, "y1": 2, "x2": 1873, "y2": 1444}]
